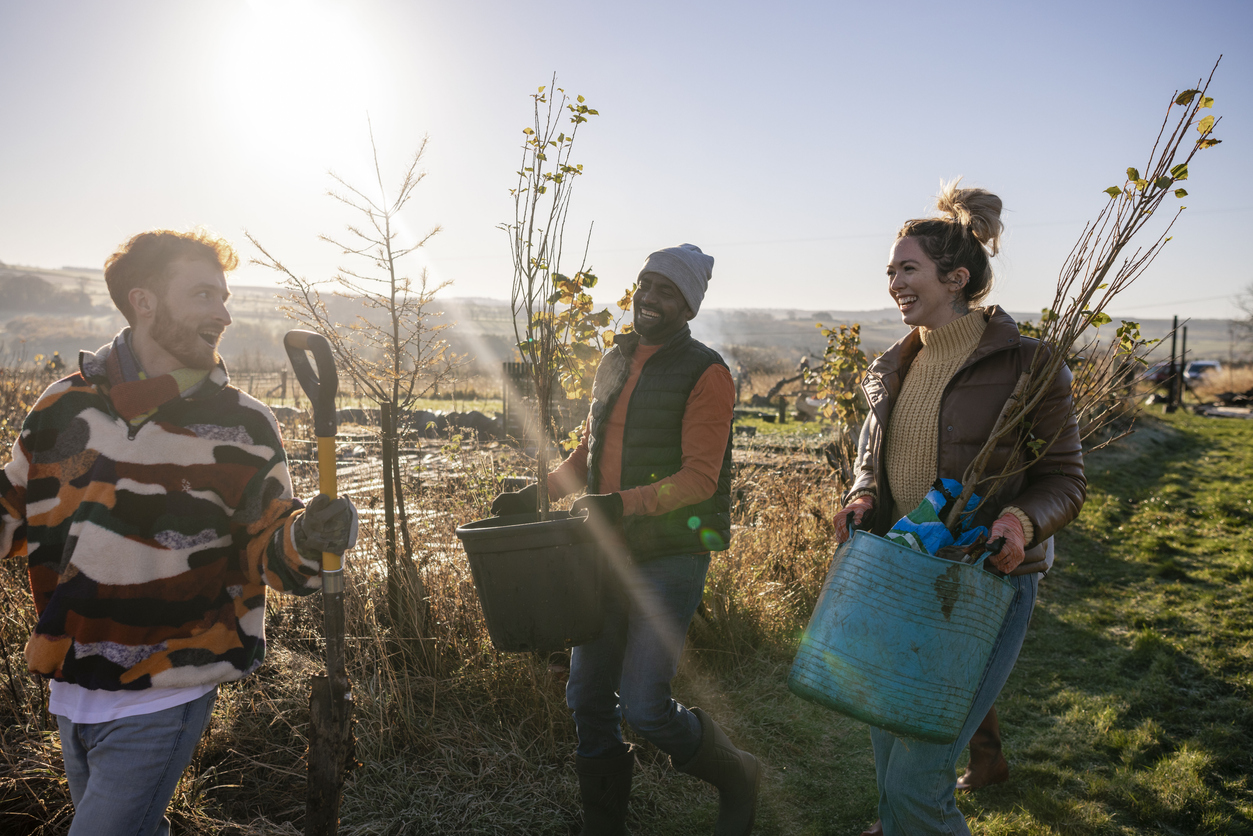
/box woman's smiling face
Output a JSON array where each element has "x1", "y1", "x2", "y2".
[{"x1": 886, "y1": 236, "x2": 967, "y2": 331}]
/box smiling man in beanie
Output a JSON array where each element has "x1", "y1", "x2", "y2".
[
  {"x1": 492, "y1": 244, "x2": 759, "y2": 835},
  {"x1": 0, "y1": 229, "x2": 357, "y2": 836}
]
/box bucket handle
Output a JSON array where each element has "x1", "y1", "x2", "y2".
[
  {"x1": 962, "y1": 536, "x2": 1007, "y2": 570},
  {"x1": 844, "y1": 509, "x2": 868, "y2": 536}
]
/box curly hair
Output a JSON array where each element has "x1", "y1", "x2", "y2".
[
  {"x1": 897, "y1": 179, "x2": 1004, "y2": 305},
  {"x1": 104, "y1": 229, "x2": 239, "y2": 324}
]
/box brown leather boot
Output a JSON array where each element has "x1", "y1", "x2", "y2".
[
  {"x1": 575, "y1": 747, "x2": 634, "y2": 835},
  {"x1": 673, "y1": 707, "x2": 760, "y2": 836},
  {"x1": 956, "y1": 706, "x2": 1009, "y2": 792},
  {"x1": 858, "y1": 820, "x2": 883, "y2": 835}
]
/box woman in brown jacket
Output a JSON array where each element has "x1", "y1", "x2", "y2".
[{"x1": 834, "y1": 182, "x2": 1086, "y2": 836}]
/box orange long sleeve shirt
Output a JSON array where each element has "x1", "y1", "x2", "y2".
[{"x1": 549, "y1": 343, "x2": 735, "y2": 517}]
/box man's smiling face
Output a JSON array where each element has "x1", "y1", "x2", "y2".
[
  {"x1": 150, "y1": 258, "x2": 233, "y2": 370},
  {"x1": 633, "y1": 272, "x2": 693, "y2": 345}
]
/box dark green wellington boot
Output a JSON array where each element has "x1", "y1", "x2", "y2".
[
  {"x1": 575, "y1": 746, "x2": 634, "y2": 836},
  {"x1": 674, "y1": 707, "x2": 761, "y2": 836}
]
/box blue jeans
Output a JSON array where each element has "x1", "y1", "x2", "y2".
[
  {"x1": 566, "y1": 552, "x2": 711, "y2": 761},
  {"x1": 871, "y1": 572, "x2": 1039, "y2": 836},
  {"x1": 57, "y1": 688, "x2": 218, "y2": 836}
]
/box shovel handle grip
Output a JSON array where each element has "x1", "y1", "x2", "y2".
[
  {"x1": 316, "y1": 437, "x2": 340, "y2": 573},
  {"x1": 284, "y1": 331, "x2": 341, "y2": 575},
  {"x1": 283, "y1": 330, "x2": 338, "y2": 438}
]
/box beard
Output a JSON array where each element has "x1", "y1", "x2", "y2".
[
  {"x1": 632, "y1": 302, "x2": 678, "y2": 342},
  {"x1": 633, "y1": 309, "x2": 661, "y2": 340},
  {"x1": 150, "y1": 305, "x2": 222, "y2": 371}
]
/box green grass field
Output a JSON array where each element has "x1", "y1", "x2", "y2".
[
  {"x1": 960, "y1": 412, "x2": 1253, "y2": 835},
  {"x1": 647, "y1": 411, "x2": 1253, "y2": 836}
]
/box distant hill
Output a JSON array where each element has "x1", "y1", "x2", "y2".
[
  {"x1": 693, "y1": 306, "x2": 1239, "y2": 362},
  {"x1": 0, "y1": 263, "x2": 1243, "y2": 370},
  {"x1": 0, "y1": 269, "x2": 94, "y2": 314}
]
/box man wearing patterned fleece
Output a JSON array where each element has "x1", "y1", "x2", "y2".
[
  {"x1": 0, "y1": 229, "x2": 357, "y2": 836},
  {"x1": 491, "y1": 244, "x2": 759, "y2": 836}
]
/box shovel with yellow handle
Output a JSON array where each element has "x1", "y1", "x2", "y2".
[{"x1": 284, "y1": 329, "x2": 353, "y2": 836}]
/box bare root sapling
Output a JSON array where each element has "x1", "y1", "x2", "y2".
[{"x1": 945, "y1": 60, "x2": 1224, "y2": 533}]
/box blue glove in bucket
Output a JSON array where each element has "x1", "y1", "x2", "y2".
[{"x1": 883, "y1": 478, "x2": 989, "y2": 556}]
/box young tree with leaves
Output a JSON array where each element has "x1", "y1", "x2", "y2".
[
  {"x1": 497, "y1": 80, "x2": 601, "y2": 517},
  {"x1": 940, "y1": 62, "x2": 1223, "y2": 532},
  {"x1": 805, "y1": 322, "x2": 871, "y2": 481}
]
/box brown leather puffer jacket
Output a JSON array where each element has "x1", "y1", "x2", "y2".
[{"x1": 845, "y1": 306, "x2": 1086, "y2": 575}]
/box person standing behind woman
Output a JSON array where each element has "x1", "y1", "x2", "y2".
[{"x1": 832, "y1": 182, "x2": 1086, "y2": 836}]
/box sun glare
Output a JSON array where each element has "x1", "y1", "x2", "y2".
[{"x1": 215, "y1": 0, "x2": 390, "y2": 181}]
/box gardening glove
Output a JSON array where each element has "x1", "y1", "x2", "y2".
[
  {"x1": 490, "y1": 483, "x2": 539, "y2": 517},
  {"x1": 294, "y1": 493, "x2": 359, "y2": 559},
  {"x1": 834, "y1": 495, "x2": 875, "y2": 544},
  {"x1": 570, "y1": 492, "x2": 624, "y2": 527},
  {"x1": 987, "y1": 512, "x2": 1026, "y2": 573}
]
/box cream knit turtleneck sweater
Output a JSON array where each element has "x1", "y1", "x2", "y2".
[{"x1": 886, "y1": 310, "x2": 988, "y2": 521}]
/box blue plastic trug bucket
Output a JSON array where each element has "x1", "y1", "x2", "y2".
[{"x1": 788, "y1": 530, "x2": 1016, "y2": 744}]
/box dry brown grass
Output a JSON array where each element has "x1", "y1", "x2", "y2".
[
  {"x1": 696, "y1": 459, "x2": 843, "y2": 660},
  {"x1": 0, "y1": 383, "x2": 844, "y2": 834},
  {"x1": 1191, "y1": 364, "x2": 1253, "y2": 400},
  {"x1": 0, "y1": 362, "x2": 49, "y2": 452}
]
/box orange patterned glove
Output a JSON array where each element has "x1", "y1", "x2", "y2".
[
  {"x1": 834, "y1": 495, "x2": 875, "y2": 544},
  {"x1": 987, "y1": 513, "x2": 1026, "y2": 573}
]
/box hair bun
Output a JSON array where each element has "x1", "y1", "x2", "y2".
[{"x1": 936, "y1": 178, "x2": 1004, "y2": 257}]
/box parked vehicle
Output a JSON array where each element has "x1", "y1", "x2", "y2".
[
  {"x1": 1144, "y1": 362, "x2": 1173, "y2": 384},
  {"x1": 1184, "y1": 360, "x2": 1222, "y2": 381}
]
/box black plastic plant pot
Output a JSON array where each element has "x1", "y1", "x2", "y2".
[{"x1": 455, "y1": 511, "x2": 606, "y2": 653}]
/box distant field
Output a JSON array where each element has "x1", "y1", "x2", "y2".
[{"x1": 2, "y1": 265, "x2": 1244, "y2": 376}]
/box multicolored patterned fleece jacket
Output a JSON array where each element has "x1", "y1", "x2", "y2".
[{"x1": 0, "y1": 334, "x2": 321, "y2": 692}]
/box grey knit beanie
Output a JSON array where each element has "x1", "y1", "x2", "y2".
[{"x1": 637, "y1": 244, "x2": 714, "y2": 315}]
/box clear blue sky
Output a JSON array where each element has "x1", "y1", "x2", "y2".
[{"x1": 1, "y1": 0, "x2": 1249, "y2": 319}]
